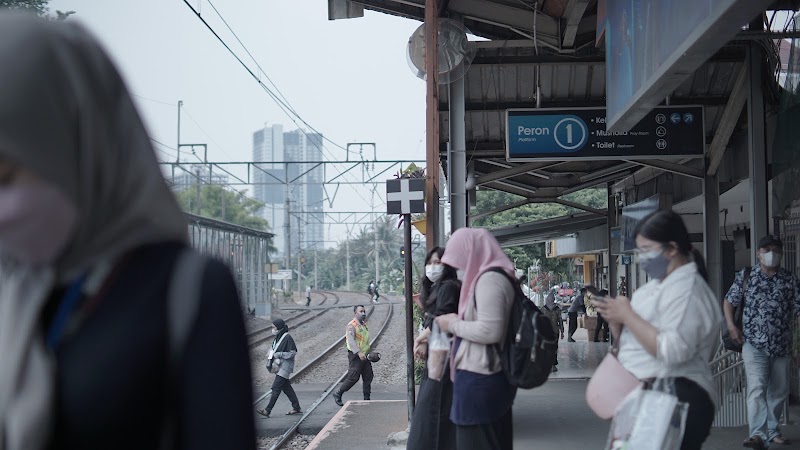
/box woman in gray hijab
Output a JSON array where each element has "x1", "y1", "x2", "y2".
[{"x1": 0, "y1": 14, "x2": 255, "y2": 450}]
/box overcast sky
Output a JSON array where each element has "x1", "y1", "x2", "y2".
[{"x1": 49, "y1": 0, "x2": 428, "y2": 243}]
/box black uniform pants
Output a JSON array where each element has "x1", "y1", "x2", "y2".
[
  {"x1": 593, "y1": 313, "x2": 609, "y2": 341},
  {"x1": 266, "y1": 375, "x2": 300, "y2": 413},
  {"x1": 568, "y1": 312, "x2": 578, "y2": 338},
  {"x1": 335, "y1": 351, "x2": 373, "y2": 399}
]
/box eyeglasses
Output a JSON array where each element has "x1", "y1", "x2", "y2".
[{"x1": 632, "y1": 244, "x2": 663, "y2": 255}]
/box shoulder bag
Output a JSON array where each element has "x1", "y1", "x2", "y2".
[
  {"x1": 586, "y1": 335, "x2": 642, "y2": 420},
  {"x1": 721, "y1": 267, "x2": 751, "y2": 353}
]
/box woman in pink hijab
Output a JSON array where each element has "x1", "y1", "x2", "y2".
[{"x1": 436, "y1": 228, "x2": 517, "y2": 450}]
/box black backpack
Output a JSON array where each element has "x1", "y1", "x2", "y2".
[
  {"x1": 487, "y1": 268, "x2": 558, "y2": 389},
  {"x1": 721, "y1": 266, "x2": 751, "y2": 352}
]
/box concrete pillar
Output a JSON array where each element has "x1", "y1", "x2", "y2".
[{"x1": 704, "y1": 169, "x2": 722, "y2": 298}]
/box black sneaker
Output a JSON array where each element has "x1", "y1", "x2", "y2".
[
  {"x1": 333, "y1": 391, "x2": 343, "y2": 406},
  {"x1": 255, "y1": 409, "x2": 270, "y2": 418},
  {"x1": 568, "y1": 338, "x2": 576, "y2": 343}
]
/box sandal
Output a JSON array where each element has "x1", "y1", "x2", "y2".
[
  {"x1": 286, "y1": 409, "x2": 303, "y2": 415},
  {"x1": 255, "y1": 409, "x2": 270, "y2": 418},
  {"x1": 742, "y1": 436, "x2": 766, "y2": 449},
  {"x1": 771, "y1": 435, "x2": 791, "y2": 445}
]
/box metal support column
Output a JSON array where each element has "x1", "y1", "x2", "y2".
[
  {"x1": 607, "y1": 183, "x2": 617, "y2": 297},
  {"x1": 450, "y1": 75, "x2": 467, "y2": 232},
  {"x1": 747, "y1": 41, "x2": 769, "y2": 265},
  {"x1": 704, "y1": 168, "x2": 722, "y2": 299},
  {"x1": 403, "y1": 214, "x2": 416, "y2": 422}
]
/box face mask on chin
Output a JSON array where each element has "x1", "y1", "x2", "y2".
[
  {"x1": 359, "y1": 312, "x2": 367, "y2": 322},
  {"x1": 761, "y1": 251, "x2": 783, "y2": 268},
  {"x1": 0, "y1": 181, "x2": 78, "y2": 265}
]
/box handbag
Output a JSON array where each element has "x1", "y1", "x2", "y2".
[
  {"x1": 586, "y1": 342, "x2": 642, "y2": 420},
  {"x1": 605, "y1": 379, "x2": 689, "y2": 450},
  {"x1": 721, "y1": 267, "x2": 751, "y2": 353}
]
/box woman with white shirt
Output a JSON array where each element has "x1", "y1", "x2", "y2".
[
  {"x1": 436, "y1": 228, "x2": 517, "y2": 450},
  {"x1": 593, "y1": 209, "x2": 721, "y2": 450}
]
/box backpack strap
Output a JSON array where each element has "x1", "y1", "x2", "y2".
[{"x1": 161, "y1": 249, "x2": 208, "y2": 450}]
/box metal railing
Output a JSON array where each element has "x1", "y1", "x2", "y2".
[
  {"x1": 185, "y1": 212, "x2": 274, "y2": 315},
  {"x1": 710, "y1": 348, "x2": 748, "y2": 427}
]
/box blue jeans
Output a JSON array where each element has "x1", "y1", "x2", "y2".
[{"x1": 742, "y1": 342, "x2": 790, "y2": 441}]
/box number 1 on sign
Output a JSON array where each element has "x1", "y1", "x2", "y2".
[{"x1": 566, "y1": 123, "x2": 573, "y2": 144}]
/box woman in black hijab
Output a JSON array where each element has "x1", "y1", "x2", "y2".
[
  {"x1": 407, "y1": 246, "x2": 460, "y2": 449},
  {"x1": 257, "y1": 319, "x2": 301, "y2": 417}
]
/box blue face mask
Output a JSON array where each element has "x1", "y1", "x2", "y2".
[{"x1": 638, "y1": 248, "x2": 669, "y2": 279}]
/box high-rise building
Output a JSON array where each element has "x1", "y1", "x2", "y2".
[{"x1": 252, "y1": 125, "x2": 324, "y2": 262}]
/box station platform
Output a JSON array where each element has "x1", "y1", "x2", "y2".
[{"x1": 299, "y1": 338, "x2": 800, "y2": 449}]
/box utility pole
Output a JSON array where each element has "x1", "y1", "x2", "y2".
[
  {"x1": 221, "y1": 188, "x2": 226, "y2": 221},
  {"x1": 194, "y1": 166, "x2": 202, "y2": 214},
  {"x1": 314, "y1": 249, "x2": 318, "y2": 289},
  {"x1": 176, "y1": 100, "x2": 182, "y2": 164},
  {"x1": 297, "y1": 214, "x2": 302, "y2": 299},
  {"x1": 346, "y1": 231, "x2": 351, "y2": 291},
  {"x1": 372, "y1": 189, "x2": 379, "y2": 287},
  {"x1": 284, "y1": 195, "x2": 291, "y2": 297}
]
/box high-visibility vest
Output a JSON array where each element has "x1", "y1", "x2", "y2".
[{"x1": 345, "y1": 318, "x2": 370, "y2": 354}]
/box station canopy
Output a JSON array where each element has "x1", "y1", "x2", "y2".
[{"x1": 330, "y1": 0, "x2": 797, "y2": 248}]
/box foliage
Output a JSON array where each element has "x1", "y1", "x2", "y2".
[
  {"x1": 175, "y1": 184, "x2": 274, "y2": 240},
  {"x1": 307, "y1": 215, "x2": 414, "y2": 290},
  {"x1": 471, "y1": 188, "x2": 607, "y2": 287},
  {"x1": 0, "y1": 0, "x2": 74, "y2": 19}
]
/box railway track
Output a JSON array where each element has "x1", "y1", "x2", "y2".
[
  {"x1": 254, "y1": 294, "x2": 395, "y2": 450},
  {"x1": 247, "y1": 291, "x2": 339, "y2": 348}
]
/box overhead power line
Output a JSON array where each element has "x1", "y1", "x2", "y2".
[{"x1": 179, "y1": 0, "x2": 377, "y2": 207}]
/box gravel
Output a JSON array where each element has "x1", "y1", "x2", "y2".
[{"x1": 257, "y1": 433, "x2": 315, "y2": 450}]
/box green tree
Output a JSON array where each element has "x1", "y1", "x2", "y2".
[
  {"x1": 1, "y1": 0, "x2": 74, "y2": 19},
  {"x1": 175, "y1": 184, "x2": 271, "y2": 231}
]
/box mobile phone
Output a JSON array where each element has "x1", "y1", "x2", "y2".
[{"x1": 593, "y1": 296, "x2": 609, "y2": 304}]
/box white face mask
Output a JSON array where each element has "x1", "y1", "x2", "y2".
[
  {"x1": 456, "y1": 269, "x2": 465, "y2": 281},
  {"x1": 425, "y1": 264, "x2": 443, "y2": 282},
  {"x1": 761, "y1": 251, "x2": 783, "y2": 268},
  {"x1": 0, "y1": 181, "x2": 78, "y2": 265}
]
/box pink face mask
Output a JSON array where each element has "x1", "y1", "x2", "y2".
[{"x1": 0, "y1": 182, "x2": 77, "y2": 265}]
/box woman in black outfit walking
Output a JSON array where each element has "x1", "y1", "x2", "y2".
[{"x1": 407, "y1": 247, "x2": 460, "y2": 450}]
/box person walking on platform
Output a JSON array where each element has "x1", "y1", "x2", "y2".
[
  {"x1": 542, "y1": 291, "x2": 563, "y2": 372},
  {"x1": 593, "y1": 289, "x2": 610, "y2": 342},
  {"x1": 593, "y1": 210, "x2": 720, "y2": 450},
  {"x1": 435, "y1": 228, "x2": 517, "y2": 450},
  {"x1": 257, "y1": 319, "x2": 301, "y2": 418},
  {"x1": 724, "y1": 235, "x2": 799, "y2": 449},
  {"x1": 409, "y1": 246, "x2": 460, "y2": 450},
  {"x1": 333, "y1": 305, "x2": 373, "y2": 405},
  {"x1": 0, "y1": 15, "x2": 256, "y2": 450},
  {"x1": 305, "y1": 285, "x2": 312, "y2": 307},
  {"x1": 567, "y1": 287, "x2": 587, "y2": 342}
]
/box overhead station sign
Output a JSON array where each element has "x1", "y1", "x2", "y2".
[{"x1": 506, "y1": 106, "x2": 703, "y2": 162}]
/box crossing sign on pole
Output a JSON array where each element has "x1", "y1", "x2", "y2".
[{"x1": 386, "y1": 178, "x2": 425, "y2": 215}]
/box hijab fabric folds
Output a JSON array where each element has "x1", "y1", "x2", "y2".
[
  {"x1": 440, "y1": 228, "x2": 515, "y2": 319},
  {"x1": 0, "y1": 14, "x2": 187, "y2": 450}
]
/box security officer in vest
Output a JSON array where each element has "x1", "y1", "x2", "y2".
[{"x1": 333, "y1": 305, "x2": 373, "y2": 406}]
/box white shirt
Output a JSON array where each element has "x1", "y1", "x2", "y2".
[{"x1": 617, "y1": 262, "x2": 722, "y2": 405}]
